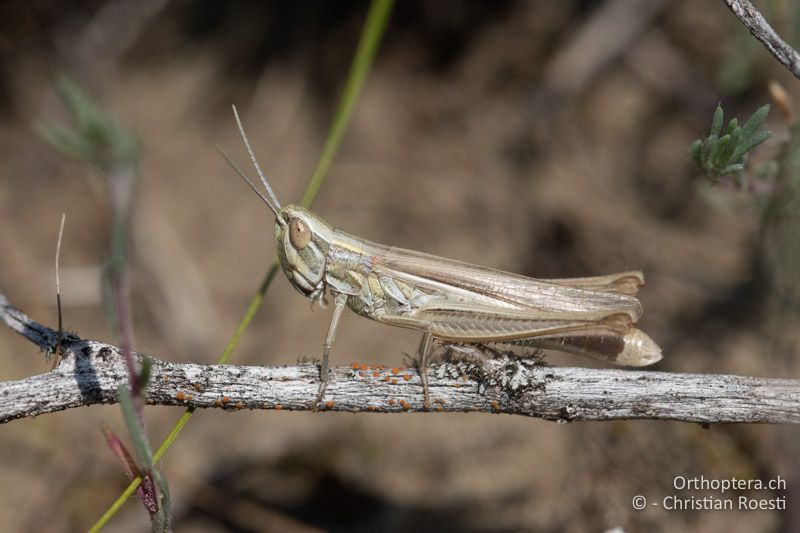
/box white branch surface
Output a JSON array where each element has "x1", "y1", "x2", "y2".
[
  {"x1": 1, "y1": 291, "x2": 799, "y2": 424},
  {"x1": 724, "y1": 0, "x2": 800, "y2": 80}
]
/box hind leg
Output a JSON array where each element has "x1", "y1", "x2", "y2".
[{"x1": 417, "y1": 331, "x2": 433, "y2": 410}]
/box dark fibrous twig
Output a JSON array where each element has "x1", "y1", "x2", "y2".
[
  {"x1": 1, "y1": 289, "x2": 799, "y2": 424},
  {"x1": 0, "y1": 292, "x2": 71, "y2": 349},
  {"x1": 723, "y1": 0, "x2": 800, "y2": 81}
]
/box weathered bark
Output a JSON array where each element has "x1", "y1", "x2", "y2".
[{"x1": 2, "y1": 290, "x2": 799, "y2": 424}]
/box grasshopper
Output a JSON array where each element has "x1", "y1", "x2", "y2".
[{"x1": 227, "y1": 108, "x2": 662, "y2": 410}]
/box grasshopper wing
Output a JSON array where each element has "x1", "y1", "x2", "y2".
[
  {"x1": 545, "y1": 271, "x2": 644, "y2": 296},
  {"x1": 373, "y1": 247, "x2": 643, "y2": 318}
]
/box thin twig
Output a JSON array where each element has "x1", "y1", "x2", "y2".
[
  {"x1": 0, "y1": 291, "x2": 65, "y2": 349},
  {"x1": 51, "y1": 213, "x2": 66, "y2": 370},
  {"x1": 1, "y1": 289, "x2": 799, "y2": 424},
  {"x1": 1, "y1": 336, "x2": 798, "y2": 424},
  {"x1": 723, "y1": 0, "x2": 800, "y2": 81}
]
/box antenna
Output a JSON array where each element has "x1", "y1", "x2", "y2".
[
  {"x1": 231, "y1": 105, "x2": 282, "y2": 213},
  {"x1": 215, "y1": 145, "x2": 280, "y2": 218}
]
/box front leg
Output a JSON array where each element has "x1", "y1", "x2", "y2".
[{"x1": 314, "y1": 292, "x2": 347, "y2": 409}]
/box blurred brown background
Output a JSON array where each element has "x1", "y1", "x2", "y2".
[{"x1": 0, "y1": 0, "x2": 798, "y2": 531}]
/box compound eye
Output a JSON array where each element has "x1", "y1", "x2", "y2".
[{"x1": 289, "y1": 218, "x2": 311, "y2": 249}]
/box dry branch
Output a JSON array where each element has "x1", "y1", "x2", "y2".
[
  {"x1": 1, "y1": 290, "x2": 799, "y2": 424},
  {"x1": 723, "y1": 0, "x2": 800, "y2": 81}
]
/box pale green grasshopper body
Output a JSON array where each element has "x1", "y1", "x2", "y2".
[{"x1": 227, "y1": 108, "x2": 662, "y2": 409}]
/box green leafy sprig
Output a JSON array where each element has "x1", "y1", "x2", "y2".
[{"x1": 691, "y1": 104, "x2": 771, "y2": 180}]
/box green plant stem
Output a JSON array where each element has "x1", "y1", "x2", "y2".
[
  {"x1": 89, "y1": 1, "x2": 394, "y2": 530},
  {"x1": 301, "y1": 0, "x2": 394, "y2": 207}
]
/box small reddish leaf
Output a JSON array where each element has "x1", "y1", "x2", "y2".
[
  {"x1": 102, "y1": 426, "x2": 159, "y2": 518},
  {"x1": 102, "y1": 426, "x2": 140, "y2": 479}
]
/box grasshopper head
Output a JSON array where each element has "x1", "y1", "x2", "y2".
[
  {"x1": 224, "y1": 106, "x2": 334, "y2": 302},
  {"x1": 274, "y1": 204, "x2": 334, "y2": 299}
]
